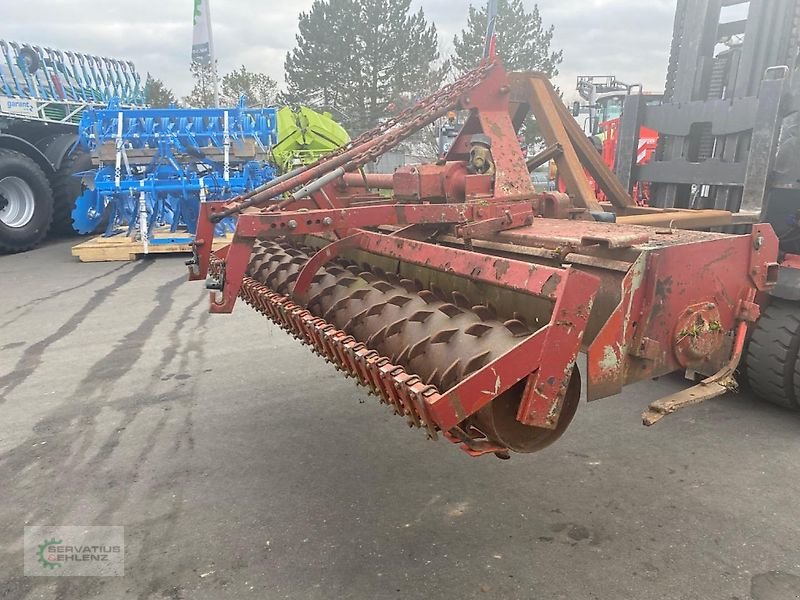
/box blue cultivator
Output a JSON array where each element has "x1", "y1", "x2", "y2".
[{"x1": 75, "y1": 100, "x2": 278, "y2": 244}]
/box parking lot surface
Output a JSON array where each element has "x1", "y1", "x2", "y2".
[{"x1": 1, "y1": 240, "x2": 799, "y2": 599}]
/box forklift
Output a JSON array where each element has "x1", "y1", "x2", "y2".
[{"x1": 610, "y1": 0, "x2": 800, "y2": 408}]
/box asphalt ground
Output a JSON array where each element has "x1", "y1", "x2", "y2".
[{"x1": 1, "y1": 239, "x2": 799, "y2": 600}]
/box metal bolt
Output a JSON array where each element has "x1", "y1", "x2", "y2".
[
  {"x1": 323, "y1": 217, "x2": 333, "y2": 226},
  {"x1": 205, "y1": 276, "x2": 223, "y2": 291},
  {"x1": 287, "y1": 219, "x2": 298, "y2": 229}
]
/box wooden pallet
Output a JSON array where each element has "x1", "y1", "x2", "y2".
[{"x1": 71, "y1": 229, "x2": 232, "y2": 262}]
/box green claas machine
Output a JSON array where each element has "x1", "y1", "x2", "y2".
[{"x1": 273, "y1": 106, "x2": 350, "y2": 173}]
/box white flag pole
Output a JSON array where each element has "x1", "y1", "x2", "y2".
[
  {"x1": 192, "y1": 0, "x2": 220, "y2": 107},
  {"x1": 205, "y1": 0, "x2": 220, "y2": 107}
]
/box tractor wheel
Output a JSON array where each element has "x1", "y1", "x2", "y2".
[
  {"x1": 0, "y1": 149, "x2": 53, "y2": 253},
  {"x1": 746, "y1": 299, "x2": 800, "y2": 409},
  {"x1": 51, "y1": 147, "x2": 92, "y2": 235}
]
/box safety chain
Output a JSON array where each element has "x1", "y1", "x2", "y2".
[
  {"x1": 220, "y1": 60, "x2": 497, "y2": 218},
  {"x1": 325, "y1": 61, "x2": 497, "y2": 181},
  {"x1": 287, "y1": 59, "x2": 496, "y2": 174}
]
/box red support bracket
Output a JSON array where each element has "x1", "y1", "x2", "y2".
[
  {"x1": 586, "y1": 252, "x2": 649, "y2": 401},
  {"x1": 455, "y1": 203, "x2": 534, "y2": 239},
  {"x1": 233, "y1": 200, "x2": 535, "y2": 239},
  {"x1": 209, "y1": 233, "x2": 256, "y2": 314},
  {"x1": 188, "y1": 201, "x2": 221, "y2": 281},
  {"x1": 515, "y1": 268, "x2": 598, "y2": 428},
  {"x1": 424, "y1": 267, "x2": 599, "y2": 432},
  {"x1": 749, "y1": 223, "x2": 780, "y2": 291}
]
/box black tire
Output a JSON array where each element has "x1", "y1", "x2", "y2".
[
  {"x1": 17, "y1": 46, "x2": 40, "y2": 73},
  {"x1": 746, "y1": 299, "x2": 800, "y2": 409},
  {"x1": 0, "y1": 149, "x2": 53, "y2": 253},
  {"x1": 50, "y1": 147, "x2": 92, "y2": 235}
]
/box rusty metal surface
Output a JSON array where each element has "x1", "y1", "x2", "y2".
[
  {"x1": 340, "y1": 172, "x2": 394, "y2": 190},
  {"x1": 526, "y1": 144, "x2": 563, "y2": 172},
  {"x1": 233, "y1": 201, "x2": 534, "y2": 240},
  {"x1": 585, "y1": 227, "x2": 779, "y2": 401},
  {"x1": 499, "y1": 219, "x2": 653, "y2": 249},
  {"x1": 236, "y1": 238, "x2": 598, "y2": 454},
  {"x1": 500, "y1": 217, "x2": 749, "y2": 250},
  {"x1": 672, "y1": 303, "x2": 727, "y2": 370},
  {"x1": 509, "y1": 72, "x2": 634, "y2": 210},
  {"x1": 393, "y1": 162, "x2": 469, "y2": 202},
  {"x1": 189, "y1": 59, "x2": 782, "y2": 458},
  {"x1": 442, "y1": 65, "x2": 536, "y2": 201},
  {"x1": 642, "y1": 305, "x2": 753, "y2": 426}
]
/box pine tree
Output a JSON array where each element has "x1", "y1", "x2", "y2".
[
  {"x1": 221, "y1": 65, "x2": 278, "y2": 107},
  {"x1": 183, "y1": 61, "x2": 219, "y2": 107},
  {"x1": 144, "y1": 73, "x2": 176, "y2": 108},
  {"x1": 452, "y1": 0, "x2": 562, "y2": 76},
  {"x1": 453, "y1": 1, "x2": 563, "y2": 147},
  {"x1": 284, "y1": 0, "x2": 356, "y2": 115},
  {"x1": 284, "y1": 0, "x2": 445, "y2": 134}
]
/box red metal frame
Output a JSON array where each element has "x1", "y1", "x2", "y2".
[
  {"x1": 207, "y1": 201, "x2": 539, "y2": 314},
  {"x1": 586, "y1": 224, "x2": 779, "y2": 401},
  {"x1": 189, "y1": 60, "x2": 781, "y2": 457}
]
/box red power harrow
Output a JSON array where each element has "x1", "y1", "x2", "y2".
[{"x1": 188, "y1": 60, "x2": 779, "y2": 458}]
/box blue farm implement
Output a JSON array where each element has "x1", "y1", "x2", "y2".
[
  {"x1": 0, "y1": 40, "x2": 145, "y2": 252},
  {"x1": 75, "y1": 101, "x2": 278, "y2": 248}
]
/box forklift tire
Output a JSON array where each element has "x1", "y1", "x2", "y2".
[
  {"x1": 51, "y1": 147, "x2": 92, "y2": 235},
  {"x1": 0, "y1": 149, "x2": 53, "y2": 253},
  {"x1": 746, "y1": 299, "x2": 800, "y2": 409}
]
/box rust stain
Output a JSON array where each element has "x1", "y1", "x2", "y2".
[
  {"x1": 494, "y1": 259, "x2": 511, "y2": 280},
  {"x1": 449, "y1": 391, "x2": 466, "y2": 423},
  {"x1": 655, "y1": 276, "x2": 673, "y2": 299},
  {"x1": 542, "y1": 273, "x2": 561, "y2": 298}
]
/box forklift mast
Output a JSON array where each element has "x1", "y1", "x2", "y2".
[{"x1": 614, "y1": 0, "x2": 800, "y2": 229}]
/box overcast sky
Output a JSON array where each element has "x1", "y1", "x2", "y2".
[{"x1": 2, "y1": 0, "x2": 679, "y2": 102}]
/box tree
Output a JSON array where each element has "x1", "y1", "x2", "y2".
[
  {"x1": 452, "y1": 1, "x2": 562, "y2": 76},
  {"x1": 183, "y1": 61, "x2": 219, "y2": 107},
  {"x1": 144, "y1": 73, "x2": 176, "y2": 107},
  {"x1": 284, "y1": 0, "x2": 445, "y2": 134},
  {"x1": 221, "y1": 65, "x2": 278, "y2": 107},
  {"x1": 452, "y1": 1, "x2": 563, "y2": 147}
]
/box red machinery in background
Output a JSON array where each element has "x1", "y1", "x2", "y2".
[
  {"x1": 188, "y1": 60, "x2": 778, "y2": 459},
  {"x1": 572, "y1": 76, "x2": 662, "y2": 204}
]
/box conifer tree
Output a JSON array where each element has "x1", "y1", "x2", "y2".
[
  {"x1": 452, "y1": 0, "x2": 562, "y2": 76},
  {"x1": 285, "y1": 0, "x2": 445, "y2": 133},
  {"x1": 144, "y1": 73, "x2": 176, "y2": 107}
]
